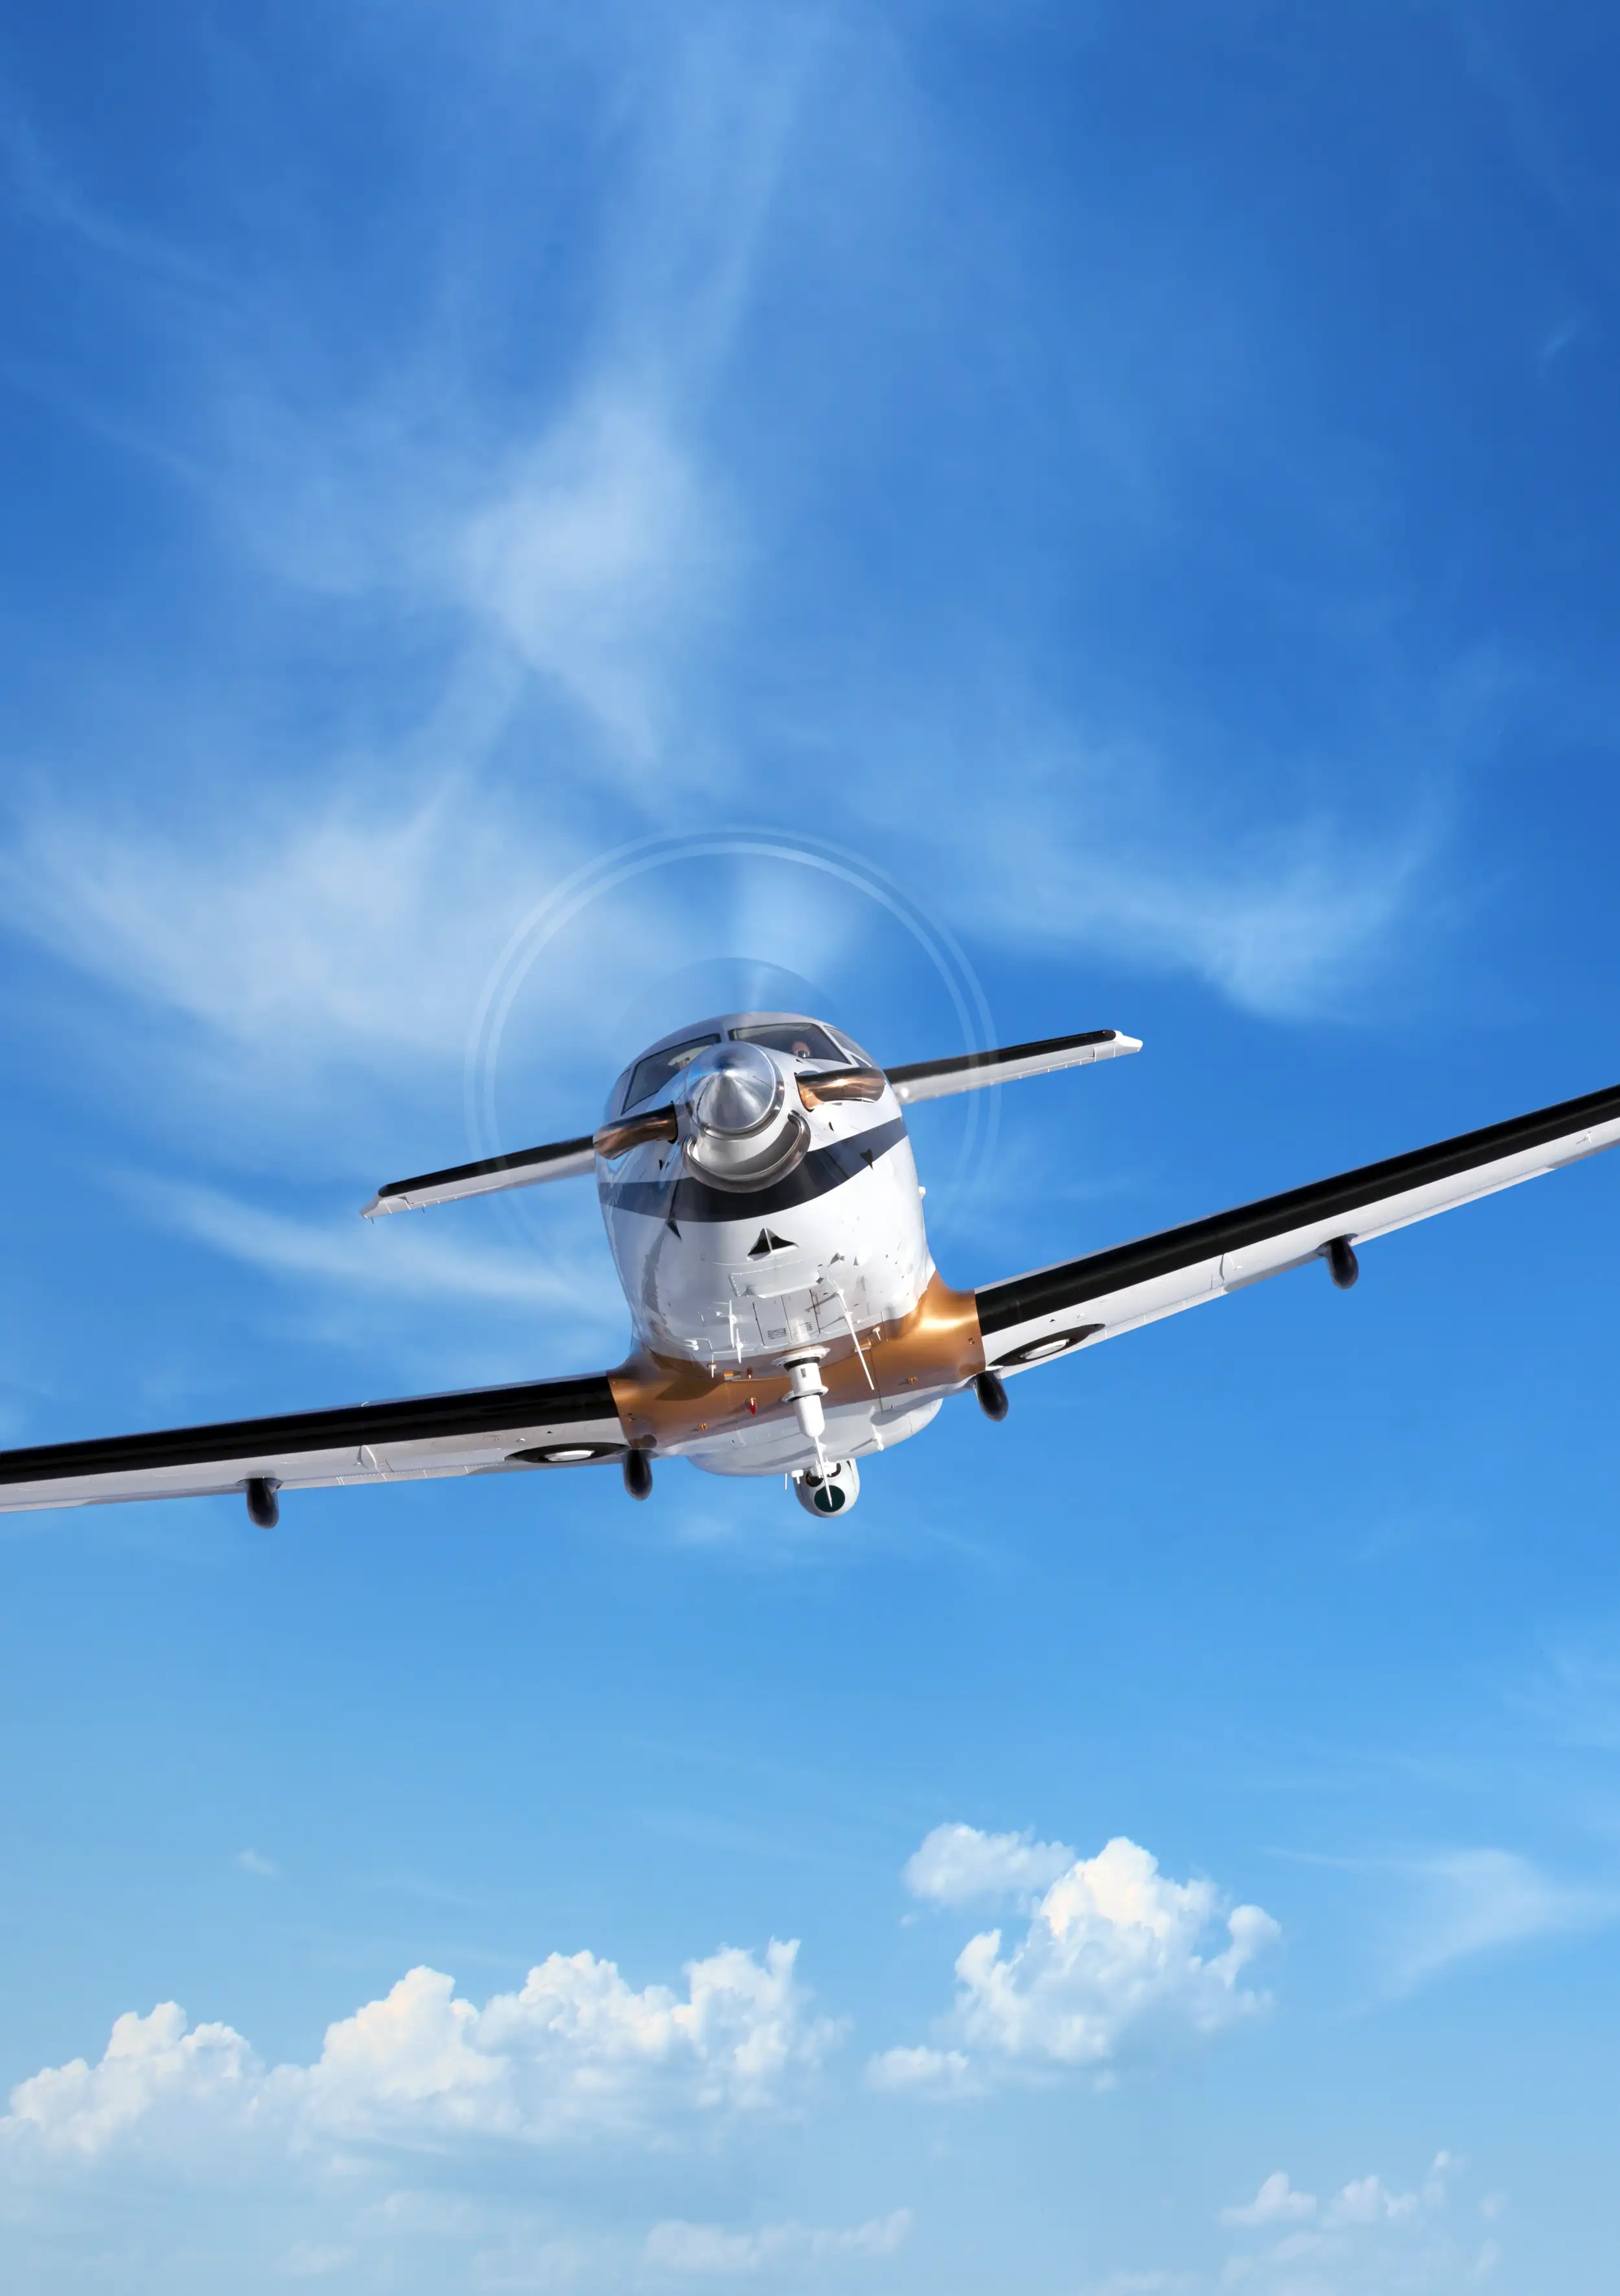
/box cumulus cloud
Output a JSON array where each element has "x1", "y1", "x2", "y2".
[
  {"x1": 1221, "y1": 2170, "x2": 1317, "y2": 2227},
  {"x1": 872, "y1": 1831, "x2": 1278, "y2": 2093},
  {"x1": 865, "y1": 2045, "x2": 974, "y2": 2098},
  {"x1": 1218, "y1": 2153, "x2": 1488, "y2": 2293},
  {"x1": 2, "y1": 1941, "x2": 835, "y2": 2164},
  {"x1": 643, "y1": 2209, "x2": 911, "y2": 2275},
  {"x1": 902, "y1": 1822, "x2": 1076, "y2": 1906}
]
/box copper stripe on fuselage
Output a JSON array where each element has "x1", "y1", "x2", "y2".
[{"x1": 607, "y1": 1270, "x2": 985, "y2": 1452}]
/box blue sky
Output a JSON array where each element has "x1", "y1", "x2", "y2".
[{"x1": 3, "y1": 1, "x2": 1620, "y2": 2287}]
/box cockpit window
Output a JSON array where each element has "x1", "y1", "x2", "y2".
[
  {"x1": 623, "y1": 1033, "x2": 722, "y2": 1111},
  {"x1": 728, "y1": 1021, "x2": 848, "y2": 1064}
]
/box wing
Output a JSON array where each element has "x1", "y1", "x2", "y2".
[
  {"x1": 365, "y1": 1024, "x2": 1142, "y2": 1210},
  {"x1": 0, "y1": 1372, "x2": 629, "y2": 1515},
  {"x1": 977, "y1": 1079, "x2": 1620, "y2": 1370},
  {"x1": 886, "y1": 1029, "x2": 1140, "y2": 1104},
  {"x1": 363, "y1": 1136, "x2": 596, "y2": 1216}
]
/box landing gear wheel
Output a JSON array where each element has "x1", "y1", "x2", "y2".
[
  {"x1": 794, "y1": 1458, "x2": 860, "y2": 1516},
  {"x1": 973, "y1": 1370, "x2": 1009, "y2": 1421}
]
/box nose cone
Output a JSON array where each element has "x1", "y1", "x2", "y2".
[{"x1": 688, "y1": 1041, "x2": 781, "y2": 1137}]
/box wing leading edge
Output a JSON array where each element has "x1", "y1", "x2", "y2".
[
  {"x1": 977, "y1": 1078, "x2": 1620, "y2": 1370},
  {"x1": 0, "y1": 1372, "x2": 628, "y2": 1513},
  {"x1": 886, "y1": 1028, "x2": 1140, "y2": 1103}
]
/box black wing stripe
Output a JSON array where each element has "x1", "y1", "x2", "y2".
[
  {"x1": 886, "y1": 1030, "x2": 1119, "y2": 1088},
  {"x1": 978, "y1": 1078, "x2": 1620, "y2": 1337},
  {"x1": 376, "y1": 1136, "x2": 596, "y2": 1200},
  {"x1": 0, "y1": 1373, "x2": 621, "y2": 1487}
]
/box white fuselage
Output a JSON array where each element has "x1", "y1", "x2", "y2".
[{"x1": 597, "y1": 1013, "x2": 941, "y2": 1476}]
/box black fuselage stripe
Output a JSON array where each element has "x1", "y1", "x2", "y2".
[
  {"x1": 886, "y1": 1031, "x2": 1117, "y2": 1088},
  {"x1": 603, "y1": 1115, "x2": 910, "y2": 1223},
  {"x1": 977, "y1": 1079, "x2": 1620, "y2": 1336},
  {"x1": 0, "y1": 1375, "x2": 623, "y2": 1485}
]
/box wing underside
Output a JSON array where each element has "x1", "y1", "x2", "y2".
[
  {"x1": 977, "y1": 1079, "x2": 1620, "y2": 1370},
  {"x1": 0, "y1": 1373, "x2": 629, "y2": 1513}
]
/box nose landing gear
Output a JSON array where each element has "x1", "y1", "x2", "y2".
[{"x1": 794, "y1": 1458, "x2": 860, "y2": 1517}]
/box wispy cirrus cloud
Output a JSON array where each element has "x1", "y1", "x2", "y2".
[
  {"x1": 133, "y1": 1177, "x2": 618, "y2": 1323},
  {"x1": 1386, "y1": 1848, "x2": 1620, "y2": 1995},
  {"x1": 0, "y1": 0, "x2": 1453, "y2": 1094},
  {"x1": 1288, "y1": 1837, "x2": 1620, "y2": 2001}
]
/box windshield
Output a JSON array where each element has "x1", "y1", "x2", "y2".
[
  {"x1": 729, "y1": 1020, "x2": 848, "y2": 1063},
  {"x1": 623, "y1": 1033, "x2": 723, "y2": 1111}
]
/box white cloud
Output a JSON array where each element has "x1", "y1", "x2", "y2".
[
  {"x1": 1221, "y1": 2171, "x2": 1316, "y2": 2228},
  {"x1": 233, "y1": 1848, "x2": 277, "y2": 1878},
  {"x1": 1218, "y1": 2153, "x2": 1488, "y2": 2293},
  {"x1": 840, "y1": 693, "x2": 1441, "y2": 1022},
  {"x1": 864, "y1": 2045, "x2": 975, "y2": 2098},
  {"x1": 0, "y1": 790, "x2": 584, "y2": 1072},
  {"x1": 960, "y1": 784, "x2": 1431, "y2": 1021},
  {"x1": 194, "y1": 12, "x2": 793, "y2": 786},
  {"x1": 138, "y1": 1177, "x2": 618, "y2": 1321},
  {"x1": 902, "y1": 1822, "x2": 1076, "y2": 1907},
  {"x1": 1083, "y1": 2275, "x2": 1195, "y2": 2296},
  {"x1": 1326, "y1": 2173, "x2": 1421, "y2": 2227},
  {"x1": 1390, "y1": 1850, "x2": 1619, "y2": 1993},
  {"x1": 2, "y1": 1941, "x2": 835, "y2": 2164},
  {"x1": 456, "y1": 386, "x2": 734, "y2": 763},
  {"x1": 4, "y1": 2003, "x2": 260, "y2": 2159},
  {"x1": 872, "y1": 1831, "x2": 1278, "y2": 2093},
  {"x1": 0, "y1": 0, "x2": 1453, "y2": 1151},
  {"x1": 643, "y1": 2209, "x2": 910, "y2": 2275}
]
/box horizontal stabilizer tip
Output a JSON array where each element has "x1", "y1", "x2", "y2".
[{"x1": 363, "y1": 1134, "x2": 597, "y2": 1215}]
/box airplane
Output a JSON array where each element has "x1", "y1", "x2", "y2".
[{"x1": 2, "y1": 1011, "x2": 1618, "y2": 1524}]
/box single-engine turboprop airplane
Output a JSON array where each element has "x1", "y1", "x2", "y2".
[{"x1": 3, "y1": 1014, "x2": 1620, "y2": 1522}]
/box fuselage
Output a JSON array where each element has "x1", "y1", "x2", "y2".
[{"x1": 597, "y1": 1012, "x2": 961, "y2": 1480}]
